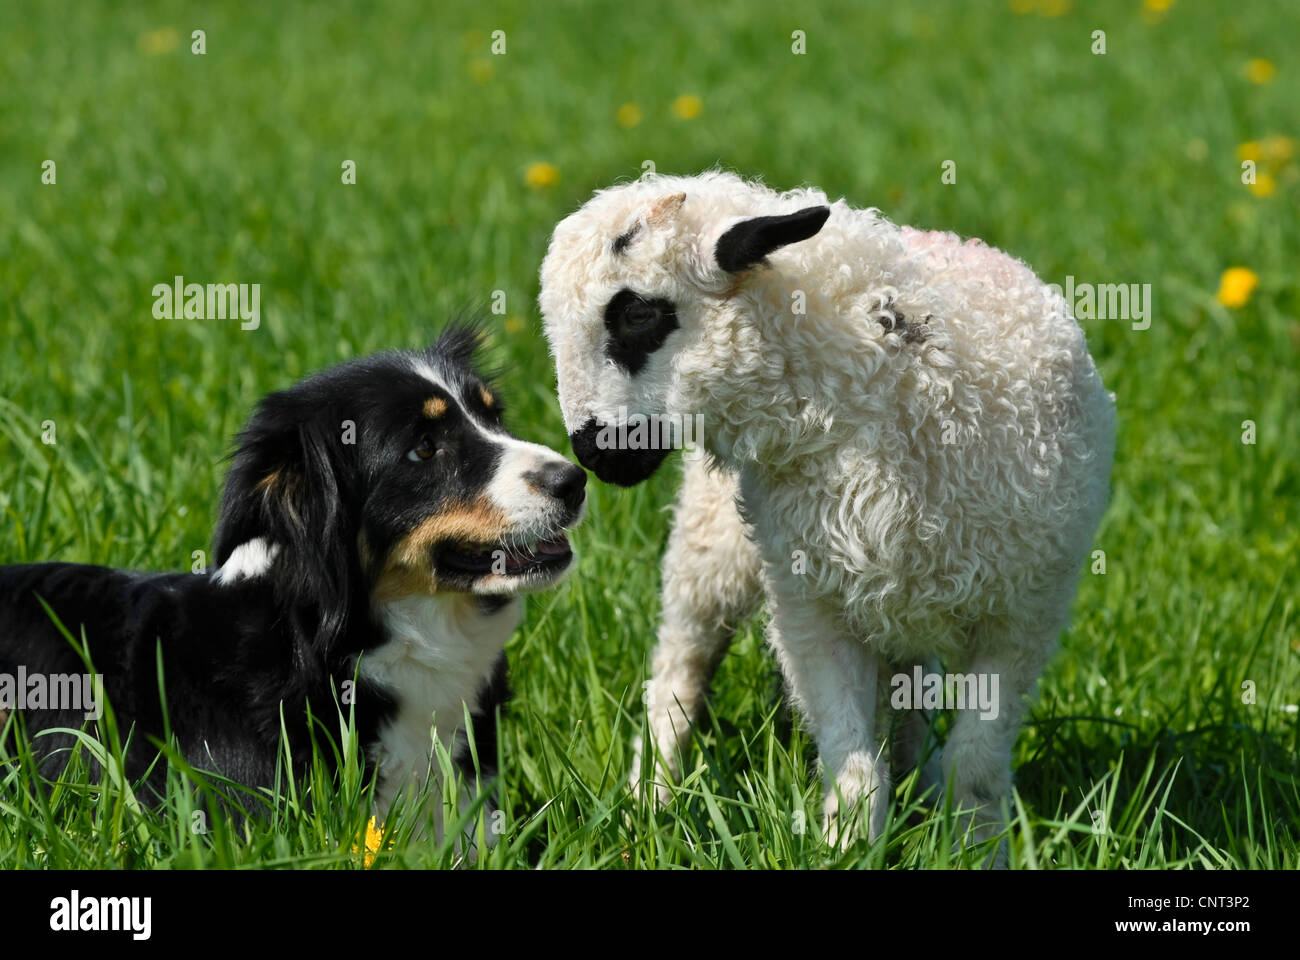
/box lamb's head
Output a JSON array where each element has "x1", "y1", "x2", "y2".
[{"x1": 539, "y1": 174, "x2": 829, "y2": 486}]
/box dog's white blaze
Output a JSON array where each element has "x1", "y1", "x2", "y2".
[
  {"x1": 487, "y1": 436, "x2": 576, "y2": 527},
  {"x1": 214, "y1": 538, "x2": 279, "y2": 584},
  {"x1": 410, "y1": 359, "x2": 446, "y2": 391},
  {"x1": 362, "y1": 593, "x2": 521, "y2": 828}
]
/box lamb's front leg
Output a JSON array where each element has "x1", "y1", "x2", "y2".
[
  {"x1": 765, "y1": 574, "x2": 890, "y2": 847},
  {"x1": 631, "y1": 461, "x2": 763, "y2": 803}
]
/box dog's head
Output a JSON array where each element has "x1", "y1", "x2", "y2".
[
  {"x1": 212, "y1": 325, "x2": 586, "y2": 646},
  {"x1": 539, "y1": 171, "x2": 830, "y2": 486}
]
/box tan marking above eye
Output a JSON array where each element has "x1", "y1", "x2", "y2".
[
  {"x1": 479, "y1": 386, "x2": 495, "y2": 409},
  {"x1": 423, "y1": 396, "x2": 448, "y2": 418}
]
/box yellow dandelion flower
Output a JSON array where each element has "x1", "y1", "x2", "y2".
[
  {"x1": 1236, "y1": 141, "x2": 1261, "y2": 163},
  {"x1": 616, "y1": 103, "x2": 643, "y2": 129},
  {"x1": 1248, "y1": 172, "x2": 1276, "y2": 197},
  {"x1": 1140, "y1": 0, "x2": 1174, "y2": 23},
  {"x1": 137, "y1": 27, "x2": 179, "y2": 56},
  {"x1": 671, "y1": 95, "x2": 703, "y2": 120},
  {"x1": 1040, "y1": 0, "x2": 1071, "y2": 17},
  {"x1": 1216, "y1": 267, "x2": 1259, "y2": 308},
  {"x1": 1245, "y1": 59, "x2": 1275, "y2": 84},
  {"x1": 353, "y1": 816, "x2": 384, "y2": 868},
  {"x1": 469, "y1": 58, "x2": 494, "y2": 83},
  {"x1": 525, "y1": 162, "x2": 560, "y2": 189},
  {"x1": 504, "y1": 315, "x2": 525, "y2": 334},
  {"x1": 1261, "y1": 135, "x2": 1295, "y2": 162}
]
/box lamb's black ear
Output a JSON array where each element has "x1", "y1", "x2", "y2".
[
  {"x1": 714, "y1": 205, "x2": 830, "y2": 273},
  {"x1": 213, "y1": 401, "x2": 358, "y2": 650}
]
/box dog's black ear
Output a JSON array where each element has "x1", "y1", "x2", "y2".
[
  {"x1": 714, "y1": 205, "x2": 830, "y2": 273},
  {"x1": 214, "y1": 396, "x2": 359, "y2": 650}
]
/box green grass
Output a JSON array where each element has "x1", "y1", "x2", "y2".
[{"x1": 1, "y1": 0, "x2": 1297, "y2": 868}]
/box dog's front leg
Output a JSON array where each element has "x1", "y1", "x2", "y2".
[
  {"x1": 631, "y1": 461, "x2": 763, "y2": 804},
  {"x1": 764, "y1": 570, "x2": 890, "y2": 848}
]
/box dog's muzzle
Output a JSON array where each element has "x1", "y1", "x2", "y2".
[{"x1": 569, "y1": 418, "x2": 671, "y2": 487}]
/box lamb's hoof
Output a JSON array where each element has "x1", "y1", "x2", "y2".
[
  {"x1": 953, "y1": 834, "x2": 1007, "y2": 869},
  {"x1": 822, "y1": 754, "x2": 888, "y2": 850},
  {"x1": 821, "y1": 792, "x2": 881, "y2": 851},
  {"x1": 628, "y1": 771, "x2": 675, "y2": 808},
  {"x1": 987, "y1": 839, "x2": 1009, "y2": 870},
  {"x1": 822, "y1": 814, "x2": 862, "y2": 851},
  {"x1": 950, "y1": 799, "x2": 1010, "y2": 868},
  {"x1": 629, "y1": 736, "x2": 677, "y2": 808}
]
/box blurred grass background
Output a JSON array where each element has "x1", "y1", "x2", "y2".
[{"x1": 0, "y1": 0, "x2": 1297, "y2": 867}]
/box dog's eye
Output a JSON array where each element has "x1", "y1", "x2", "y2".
[{"x1": 407, "y1": 437, "x2": 436, "y2": 462}]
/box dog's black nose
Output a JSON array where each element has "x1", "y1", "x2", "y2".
[{"x1": 538, "y1": 461, "x2": 587, "y2": 512}]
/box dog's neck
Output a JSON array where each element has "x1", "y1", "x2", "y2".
[
  {"x1": 374, "y1": 591, "x2": 522, "y2": 667},
  {"x1": 361, "y1": 590, "x2": 520, "y2": 816}
]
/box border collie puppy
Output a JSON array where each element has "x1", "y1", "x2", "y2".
[{"x1": 0, "y1": 326, "x2": 585, "y2": 833}]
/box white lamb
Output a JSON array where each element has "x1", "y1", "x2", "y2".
[{"x1": 538, "y1": 171, "x2": 1115, "y2": 862}]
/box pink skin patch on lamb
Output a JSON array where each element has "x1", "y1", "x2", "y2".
[{"x1": 900, "y1": 226, "x2": 1039, "y2": 287}]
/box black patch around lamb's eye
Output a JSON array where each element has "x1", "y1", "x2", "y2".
[{"x1": 603, "y1": 288, "x2": 678, "y2": 374}]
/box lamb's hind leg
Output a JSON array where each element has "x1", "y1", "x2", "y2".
[
  {"x1": 631, "y1": 460, "x2": 763, "y2": 804},
  {"x1": 887, "y1": 658, "x2": 944, "y2": 799}
]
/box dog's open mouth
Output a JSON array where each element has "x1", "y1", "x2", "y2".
[{"x1": 437, "y1": 533, "x2": 573, "y2": 583}]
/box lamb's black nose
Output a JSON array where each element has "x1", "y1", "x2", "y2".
[{"x1": 538, "y1": 461, "x2": 587, "y2": 512}]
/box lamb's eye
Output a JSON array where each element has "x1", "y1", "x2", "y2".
[
  {"x1": 603, "y1": 288, "x2": 679, "y2": 374},
  {"x1": 407, "y1": 437, "x2": 436, "y2": 462},
  {"x1": 620, "y1": 301, "x2": 661, "y2": 336}
]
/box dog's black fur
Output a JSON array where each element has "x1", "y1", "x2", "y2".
[{"x1": 0, "y1": 327, "x2": 584, "y2": 807}]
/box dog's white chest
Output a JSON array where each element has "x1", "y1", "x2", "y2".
[{"x1": 360, "y1": 594, "x2": 520, "y2": 814}]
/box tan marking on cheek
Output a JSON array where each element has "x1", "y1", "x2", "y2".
[
  {"x1": 373, "y1": 566, "x2": 439, "y2": 605},
  {"x1": 479, "y1": 386, "x2": 495, "y2": 409},
  {"x1": 390, "y1": 498, "x2": 511, "y2": 565},
  {"x1": 423, "y1": 396, "x2": 447, "y2": 418},
  {"x1": 373, "y1": 497, "x2": 511, "y2": 600},
  {"x1": 0, "y1": 708, "x2": 9, "y2": 728}
]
